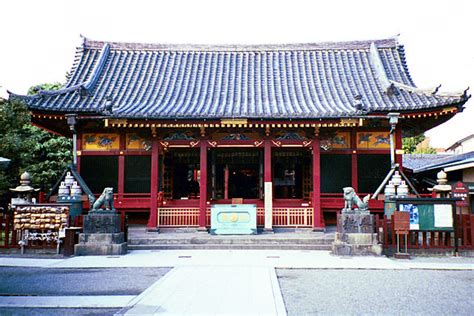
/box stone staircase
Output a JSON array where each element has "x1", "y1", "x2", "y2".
[{"x1": 127, "y1": 226, "x2": 335, "y2": 250}]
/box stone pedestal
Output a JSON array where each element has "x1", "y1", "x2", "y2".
[
  {"x1": 74, "y1": 213, "x2": 127, "y2": 256},
  {"x1": 331, "y1": 212, "x2": 382, "y2": 256}
]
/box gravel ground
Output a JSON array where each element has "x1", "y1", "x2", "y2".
[
  {"x1": 277, "y1": 269, "x2": 474, "y2": 315},
  {"x1": 0, "y1": 267, "x2": 171, "y2": 296},
  {"x1": 0, "y1": 267, "x2": 171, "y2": 315}
]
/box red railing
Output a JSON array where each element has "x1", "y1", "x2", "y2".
[
  {"x1": 375, "y1": 214, "x2": 474, "y2": 251},
  {"x1": 156, "y1": 206, "x2": 313, "y2": 228},
  {"x1": 158, "y1": 208, "x2": 200, "y2": 227},
  {"x1": 272, "y1": 207, "x2": 313, "y2": 227}
]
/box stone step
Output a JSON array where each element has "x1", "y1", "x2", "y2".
[
  {"x1": 127, "y1": 243, "x2": 332, "y2": 251},
  {"x1": 127, "y1": 237, "x2": 334, "y2": 246}
]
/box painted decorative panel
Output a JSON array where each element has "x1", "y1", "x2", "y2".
[
  {"x1": 126, "y1": 133, "x2": 152, "y2": 150},
  {"x1": 357, "y1": 132, "x2": 390, "y2": 149},
  {"x1": 82, "y1": 133, "x2": 119, "y2": 150},
  {"x1": 221, "y1": 133, "x2": 250, "y2": 140},
  {"x1": 211, "y1": 131, "x2": 258, "y2": 141},
  {"x1": 320, "y1": 131, "x2": 350, "y2": 150},
  {"x1": 276, "y1": 132, "x2": 308, "y2": 141},
  {"x1": 164, "y1": 132, "x2": 195, "y2": 141}
]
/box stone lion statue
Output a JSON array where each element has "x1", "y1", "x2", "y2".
[
  {"x1": 343, "y1": 187, "x2": 370, "y2": 213},
  {"x1": 92, "y1": 187, "x2": 115, "y2": 212}
]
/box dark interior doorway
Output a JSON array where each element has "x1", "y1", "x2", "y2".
[{"x1": 212, "y1": 149, "x2": 262, "y2": 199}]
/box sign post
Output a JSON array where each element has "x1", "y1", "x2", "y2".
[
  {"x1": 393, "y1": 211, "x2": 410, "y2": 259},
  {"x1": 452, "y1": 181, "x2": 470, "y2": 209}
]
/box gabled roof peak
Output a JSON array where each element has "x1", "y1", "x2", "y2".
[{"x1": 82, "y1": 37, "x2": 399, "y2": 52}]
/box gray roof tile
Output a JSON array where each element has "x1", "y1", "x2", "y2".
[{"x1": 9, "y1": 37, "x2": 470, "y2": 119}]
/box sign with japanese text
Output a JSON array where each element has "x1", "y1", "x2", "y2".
[{"x1": 451, "y1": 182, "x2": 470, "y2": 207}]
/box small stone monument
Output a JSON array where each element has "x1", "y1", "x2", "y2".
[
  {"x1": 332, "y1": 187, "x2": 382, "y2": 256},
  {"x1": 74, "y1": 187, "x2": 127, "y2": 255}
]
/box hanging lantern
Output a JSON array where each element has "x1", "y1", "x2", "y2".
[
  {"x1": 384, "y1": 181, "x2": 396, "y2": 197},
  {"x1": 58, "y1": 182, "x2": 70, "y2": 196},
  {"x1": 64, "y1": 172, "x2": 75, "y2": 187},
  {"x1": 397, "y1": 181, "x2": 409, "y2": 197},
  {"x1": 391, "y1": 171, "x2": 402, "y2": 186},
  {"x1": 70, "y1": 181, "x2": 82, "y2": 196}
]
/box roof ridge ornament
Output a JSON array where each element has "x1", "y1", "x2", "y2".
[
  {"x1": 8, "y1": 43, "x2": 111, "y2": 100},
  {"x1": 369, "y1": 42, "x2": 394, "y2": 94},
  {"x1": 369, "y1": 41, "x2": 470, "y2": 100},
  {"x1": 83, "y1": 37, "x2": 399, "y2": 52},
  {"x1": 389, "y1": 80, "x2": 469, "y2": 99}
]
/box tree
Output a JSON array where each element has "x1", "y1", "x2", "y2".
[
  {"x1": 0, "y1": 83, "x2": 72, "y2": 206},
  {"x1": 402, "y1": 134, "x2": 437, "y2": 154}
]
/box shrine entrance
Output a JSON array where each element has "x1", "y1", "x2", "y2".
[{"x1": 211, "y1": 149, "x2": 263, "y2": 200}]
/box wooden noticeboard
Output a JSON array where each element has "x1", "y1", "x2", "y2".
[
  {"x1": 395, "y1": 198, "x2": 457, "y2": 231},
  {"x1": 393, "y1": 211, "x2": 410, "y2": 233}
]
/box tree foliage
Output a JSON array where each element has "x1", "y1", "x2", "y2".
[
  {"x1": 402, "y1": 134, "x2": 437, "y2": 154},
  {"x1": 0, "y1": 83, "x2": 72, "y2": 205}
]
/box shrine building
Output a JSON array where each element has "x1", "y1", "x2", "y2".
[{"x1": 9, "y1": 37, "x2": 470, "y2": 231}]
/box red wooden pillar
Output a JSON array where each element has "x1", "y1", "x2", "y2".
[
  {"x1": 312, "y1": 132, "x2": 324, "y2": 230},
  {"x1": 118, "y1": 155, "x2": 125, "y2": 197},
  {"x1": 198, "y1": 140, "x2": 208, "y2": 230},
  {"x1": 118, "y1": 133, "x2": 126, "y2": 203},
  {"x1": 351, "y1": 130, "x2": 358, "y2": 191},
  {"x1": 264, "y1": 138, "x2": 273, "y2": 231},
  {"x1": 147, "y1": 138, "x2": 160, "y2": 230},
  {"x1": 395, "y1": 128, "x2": 403, "y2": 168},
  {"x1": 76, "y1": 131, "x2": 82, "y2": 172}
]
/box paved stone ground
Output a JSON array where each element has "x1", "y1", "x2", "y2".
[{"x1": 277, "y1": 269, "x2": 474, "y2": 315}]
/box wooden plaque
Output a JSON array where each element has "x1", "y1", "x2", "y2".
[{"x1": 393, "y1": 211, "x2": 410, "y2": 233}]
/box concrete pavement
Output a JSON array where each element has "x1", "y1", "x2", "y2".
[
  {"x1": 0, "y1": 250, "x2": 472, "y2": 315},
  {"x1": 0, "y1": 250, "x2": 473, "y2": 270},
  {"x1": 117, "y1": 266, "x2": 285, "y2": 315}
]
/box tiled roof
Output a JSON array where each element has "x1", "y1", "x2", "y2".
[
  {"x1": 403, "y1": 151, "x2": 474, "y2": 173},
  {"x1": 9, "y1": 37, "x2": 470, "y2": 119}
]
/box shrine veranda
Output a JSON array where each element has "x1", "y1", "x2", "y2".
[{"x1": 10, "y1": 37, "x2": 469, "y2": 230}]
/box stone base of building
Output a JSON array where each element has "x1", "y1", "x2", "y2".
[
  {"x1": 74, "y1": 213, "x2": 127, "y2": 256},
  {"x1": 331, "y1": 212, "x2": 382, "y2": 256}
]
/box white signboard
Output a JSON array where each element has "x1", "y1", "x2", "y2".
[{"x1": 434, "y1": 204, "x2": 453, "y2": 228}]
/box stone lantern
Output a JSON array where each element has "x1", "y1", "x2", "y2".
[
  {"x1": 429, "y1": 170, "x2": 451, "y2": 198},
  {"x1": 9, "y1": 171, "x2": 39, "y2": 207}
]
